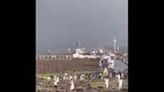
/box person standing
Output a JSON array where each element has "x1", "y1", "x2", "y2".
[
  {"x1": 117, "y1": 73, "x2": 123, "y2": 90},
  {"x1": 104, "y1": 77, "x2": 109, "y2": 88},
  {"x1": 70, "y1": 79, "x2": 74, "y2": 90}
]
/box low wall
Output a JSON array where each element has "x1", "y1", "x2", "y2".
[
  {"x1": 36, "y1": 59, "x2": 99, "y2": 73},
  {"x1": 36, "y1": 55, "x2": 73, "y2": 61}
]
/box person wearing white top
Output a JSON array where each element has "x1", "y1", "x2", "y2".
[
  {"x1": 104, "y1": 78, "x2": 109, "y2": 88},
  {"x1": 63, "y1": 73, "x2": 68, "y2": 80},
  {"x1": 80, "y1": 74, "x2": 85, "y2": 81},
  {"x1": 69, "y1": 75, "x2": 73, "y2": 80},
  {"x1": 103, "y1": 67, "x2": 108, "y2": 77},
  {"x1": 56, "y1": 77, "x2": 59, "y2": 83},
  {"x1": 73, "y1": 74, "x2": 77, "y2": 80},
  {"x1": 54, "y1": 76, "x2": 59, "y2": 87},
  {"x1": 70, "y1": 79, "x2": 74, "y2": 90},
  {"x1": 117, "y1": 74, "x2": 123, "y2": 90},
  {"x1": 54, "y1": 80, "x2": 58, "y2": 87}
]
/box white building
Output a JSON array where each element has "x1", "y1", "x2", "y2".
[{"x1": 72, "y1": 48, "x2": 97, "y2": 59}]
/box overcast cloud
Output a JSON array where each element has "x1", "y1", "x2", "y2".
[{"x1": 36, "y1": 0, "x2": 128, "y2": 54}]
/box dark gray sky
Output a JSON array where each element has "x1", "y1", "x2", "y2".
[{"x1": 36, "y1": 0, "x2": 128, "y2": 54}]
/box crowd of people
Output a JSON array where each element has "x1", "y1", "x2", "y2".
[
  {"x1": 36, "y1": 52, "x2": 128, "y2": 92},
  {"x1": 36, "y1": 70, "x2": 127, "y2": 92}
]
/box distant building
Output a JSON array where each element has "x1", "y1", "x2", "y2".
[{"x1": 72, "y1": 48, "x2": 98, "y2": 59}]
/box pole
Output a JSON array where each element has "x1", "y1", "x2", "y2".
[{"x1": 113, "y1": 39, "x2": 117, "y2": 53}]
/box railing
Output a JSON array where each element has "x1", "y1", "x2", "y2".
[{"x1": 36, "y1": 55, "x2": 73, "y2": 61}]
